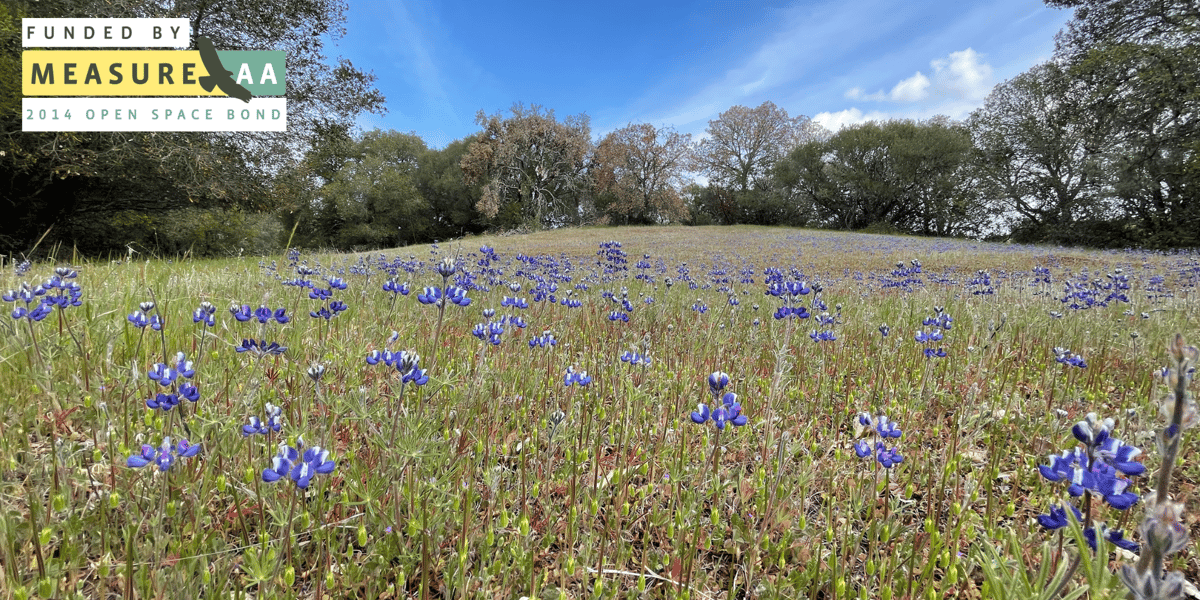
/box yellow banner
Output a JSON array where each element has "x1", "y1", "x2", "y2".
[{"x1": 26, "y1": 50, "x2": 226, "y2": 96}]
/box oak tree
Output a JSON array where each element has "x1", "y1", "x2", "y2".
[
  {"x1": 593, "y1": 123, "x2": 691, "y2": 224},
  {"x1": 693, "y1": 101, "x2": 827, "y2": 193},
  {"x1": 460, "y1": 104, "x2": 592, "y2": 229}
]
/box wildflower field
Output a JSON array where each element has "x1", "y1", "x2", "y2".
[{"x1": 2, "y1": 225, "x2": 1198, "y2": 600}]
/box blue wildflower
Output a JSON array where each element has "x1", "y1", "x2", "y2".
[
  {"x1": 395, "y1": 351, "x2": 429, "y2": 385},
  {"x1": 147, "y1": 363, "x2": 177, "y2": 387},
  {"x1": 529, "y1": 331, "x2": 557, "y2": 349},
  {"x1": 236, "y1": 339, "x2": 287, "y2": 356},
  {"x1": 231, "y1": 304, "x2": 253, "y2": 322},
  {"x1": 620, "y1": 351, "x2": 650, "y2": 366},
  {"x1": 146, "y1": 392, "x2": 180, "y2": 411},
  {"x1": 243, "y1": 404, "x2": 284, "y2": 436},
  {"x1": 691, "y1": 391, "x2": 748, "y2": 430},
  {"x1": 383, "y1": 279, "x2": 410, "y2": 296},
  {"x1": 127, "y1": 310, "x2": 150, "y2": 328},
  {"x1": 563, "y1": 365, "x2": 592, "y2": 387},
  {"x1": 192, "y1": 302, "x2": 216, "y2": 327},
  {"x1": 126, "y1": 437, "x2": 201, "y2": 471},
  {"x1": 1054, "y1": 347, "x2": 1087, "y2": 368},
  {"x1": 854, "y1": 413, "x2": 904, "y2": 469},
  {"x1": 261, "y1": 437, "x2": 336, "y2": 489},
  {"x1": 707, "y1": 371, "x2": 730, "y2": 396}
]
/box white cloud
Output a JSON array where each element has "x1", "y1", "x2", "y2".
[
  {"x1": 813, "y1": 107, "x2": 893, "y2": 131},
  {"x1": 852, "y1": 48, "x2": 993, "y2": 105},
  {"x1": 930, "y1": 48, "x2": 992, "y2": 101},
  {"x1": 889, "y1": 71, "x2": 931, "y2": 102}
]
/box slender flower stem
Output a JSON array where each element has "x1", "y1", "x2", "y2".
[
  {"x1": 388, "y1": 380, "x2": 408, "y2": 448},
  {"x1": 25, "y1": 318, "x2": 44, "y2": 370}
]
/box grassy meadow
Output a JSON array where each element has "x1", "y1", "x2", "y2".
[{"x1": 1, "y1": 225, "x2": 1198, "y2": 599}]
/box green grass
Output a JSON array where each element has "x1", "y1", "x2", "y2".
[{"x1": 0, "y1": 225, "x2": 1195, "y2": 599}]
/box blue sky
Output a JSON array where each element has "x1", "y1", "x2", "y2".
[{"x1": 329, "y1": 0, "x2": 1073, "y2": 148}]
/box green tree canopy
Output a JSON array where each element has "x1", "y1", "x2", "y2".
[
  {"x1": 776, "y1": 119, "x2": 984, "y2": 236},
  {"x1": 1044, "y1": 0, "x2": 1200, "y2": 246},
  {"x1": 321, "y1": 130, "x2": 428, "y2": 249},
  {"x1": 967, "y1": 62, "x2": 1111, "y2": 242}
]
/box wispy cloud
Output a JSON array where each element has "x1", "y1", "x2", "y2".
[
  {"x1": 845, "y1": 48, "x2": 993, "y2": 105},
  {"x1": 817, "y1": 48, "x2": 996, "y2": 130},
  {"x1": 640, "y1": 0, "x2": 904, "y2": 134},
  {"x1": 360, "y1": 2, "x2": 464, "y2": 146}
]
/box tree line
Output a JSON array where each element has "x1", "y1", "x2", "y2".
[{"x1": 1, "y1": 0, "x2": 1195, "y2": 257}]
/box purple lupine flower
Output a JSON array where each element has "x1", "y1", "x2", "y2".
[
  {"x1": 127, "y1": 310, "x2": 150, "y2": 328},
  {"x1": 261, "y1": 436, "x2": 336, "y2": 489},
  {"x1": 691, "y1": 390, "x2": 748, "y2": 430},
  {"x1": 417, "y1": 286, "x2": 442, "y2": 305},
  {"x1": 1037, "y1": 504, "x2": 1139, "y2": 552},
  {"x1": 236, "y1": 339, "x2": 287, "y2": 356},
  {"x1": 1096, "y1": 438, "x2": 1146, "y2": 476},
  {"x1": 854, "y1": 413, "x2": 904, "y2": 469},
  {"x1": 1054, "y1": 347, "x2": 1087, "y2": 368},
  {"x1": 1037, "y1": 503, "x2": 1083, "y2": 530},
  {"x1": 231, "y1": 304, "x2": 253, "y2": 322},
  {"x1": 1038, "y1": 448, "x2": 1086, "y2": 485},
  {"x1": 13, "y1": 302, "x2": 53, "y2": 321},
  {"x1": 445, "y1": 286, "x2": 471, "y2": 307},
  {"x1": 620, "y1": 351, "x2": 649, "y2": 366},
  {"x1": 1071, "y1": 412, "x2": 1113, "y2": 447},
  {"x1": 707, "y1": 371, "x2": 730, "y2": 397},
  {"x1": 563, "y1": 365, "x2": 592, "y2": 387},
  {"x1": 243, "y1": 403, "x2": 283, "y2": 436},
  {"x1": 394, "y1": 351, "x2": 429, "y2": 385},
  {"x1": 383, "y1": 279, "x2": 410, "y2": 296},
  {"x1": 192, "y1": 302, "x2": 216, "y2": 327},
  {"x1": 809, "y1": 329, "x2": 836, "y2": 343},
  {"x1": 530, "y1": 331, "x2": 557, "y2": 349},
  {"x1": 608, "y1": 310, "x2": 630, "y2": 322},
  {"x1": 173, "y1": 352, "x2": 195, "y2": 379},
  {"x1": 147, "y1": 363, "x2": 177, "y2": 387},
  {"x1": 126, "y1": 437, "x2": 201, "y2": 471},
  {"x1": 875, "y1": 416, "x2": 902, "y2": 438},
  {"x1": 875, "y1": 444, "x2": 904, "y2": 468},
  {"x1": 179, "y1": 383, "x2": 200, "y2": 403},
  {"x1": 146, "y1": 392, "x2": 180, "y2": 411},
  {"x1": 435, "y1": 256, "x2": 457, "y2": 279}
]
